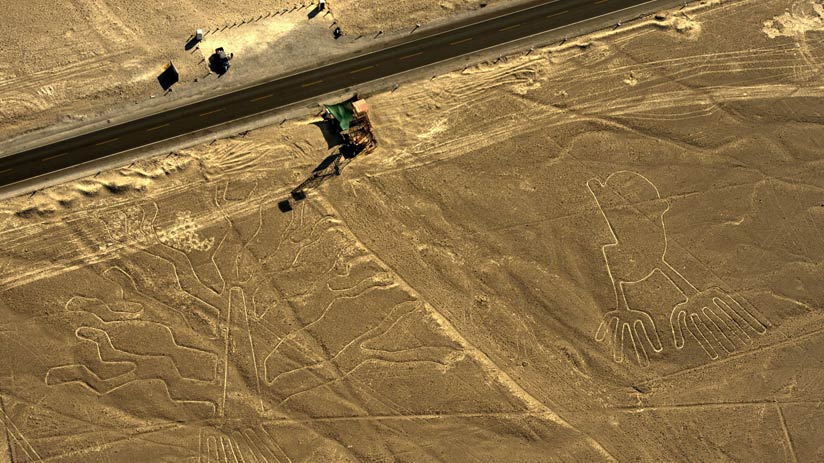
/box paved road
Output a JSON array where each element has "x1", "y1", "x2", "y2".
[{"x1": 1, "y1": 0, "x2": 659, "y2": 189}]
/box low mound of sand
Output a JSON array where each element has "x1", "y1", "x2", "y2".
[
  {"x1": 763, "y1": 1, "x2": 824, "y2": 38},
  {"x1": 652, "y1": 12, "x2": 703, "y2": 39}
]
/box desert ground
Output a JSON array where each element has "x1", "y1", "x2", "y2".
[
  {"x1": 0, "y1": 0, "x2": 504, "y2": 145},
  {"x1": 1, "y1": 0, "x2": 824, "y2": 461}
]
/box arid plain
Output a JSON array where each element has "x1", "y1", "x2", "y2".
[{"x1": 1, "y1": 0, "x2": 824, "y2": 461}]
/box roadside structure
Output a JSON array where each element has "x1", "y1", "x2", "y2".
[{"x1": 279, "y1": 96, "x2": 376, "y2": 212}]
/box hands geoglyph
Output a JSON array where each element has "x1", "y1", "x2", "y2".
[{"x1": 587, "y1": 171, "x2": 767, "y2": 366}]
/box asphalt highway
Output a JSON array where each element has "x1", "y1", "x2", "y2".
[{"x1": 1, "y1": 0, "x2": 658, "y2": 188}]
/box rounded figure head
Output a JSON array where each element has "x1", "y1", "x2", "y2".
[
  {"x1": 587, "y1": 171, "x2": 669, "y2": 221},
  {"x1": 587, "y1": 171, "x2": 671, "y2": 268}
]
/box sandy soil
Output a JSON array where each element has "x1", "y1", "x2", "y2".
[
  {"x1": 1, "y1": 0, "x2": 824, "y2": 461},
  {"x1": 332, "y1": 0, "x2": 496, "y2": 35},
  {"x1": 0, "y1": 0, "x2": 514, "y2": 146}
]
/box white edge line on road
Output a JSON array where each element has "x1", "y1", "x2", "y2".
[{"x1": 0, "y1": 0, "x2": 659, "y2": 193}]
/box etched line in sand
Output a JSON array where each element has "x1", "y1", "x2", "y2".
[
  {"x1": 0, "y1": 398, "x2": 42, "y2": 462},
  {"x1": 639, "y1": 324, "x2": 824, "y2": 388},
  {"x1": 220, "y1": 287, "x2": 264, "y2": 416},
  {"x1": 319, "y1": 197, "x2": 617, "y2": 461},
  {"x1": 775, "y1": 399, "x2": 799, "y2": 463},
  {"x1": 199, "y1": 425, "x2": 294, "y2": 463},
  {"x1": 613, "y1": 399, "x2": 824, "y2": 411},
  {"x1": 200, "y1": 410, "x2": 553, "y2": 427},
  {"x1": 588, "y1": 171, "x2": 768, "y2": 366}
]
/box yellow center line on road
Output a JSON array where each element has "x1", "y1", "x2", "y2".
[
  {"x1": 301, "y1": 79, "x2": 324, "y2": 87},
  {"x1": 499, "y1": 24, "x2": 521, "y2": 32},
  {"x1": 400, "y1": 51, "x2": 423, "y2": 60},
  {"x1": 199, "y1": 109, "x2": 223, "y2": 117},
  {"x1": 546, "y1": 10, "x2": 568, "y2": 18},
  {"x1": 146, "y1": 123, "x2": 170, "y2": 132},
  {"x1": 41, "y1": 152, "x2": 67, "y2": 162},
  {"x1": 95, "y1": 138, "x2": 119, "y2": 146},
  {"x1": 250, "y1": 93, "x2": 274, "y2": 102},
  {"x1": 0, "y1": 168, "x2": 12, "y2": 174},
  {"x1": 350, "y1": 65, "x2": 375, "y2": 74},
  {"x1": 594, "y1": 0, "x2": 608, "y2": 4},
  {"x1": 449, "y1": 37, "x2": 473, "y2": 46}
]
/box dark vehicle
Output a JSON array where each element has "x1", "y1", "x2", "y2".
[{"x1": 211, "y1": 47, "x2": 233, "y2": 74}]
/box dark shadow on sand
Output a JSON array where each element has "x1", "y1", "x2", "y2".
[
  {"x1": 312, "y1": 120, "x2": 345, "y2": 149},
  {"x1": 184, "y1": 36, "x2": 200, "y2": 51},
  {"x1": 157, "y1": 64, "x2": 179, "y2": 91}
]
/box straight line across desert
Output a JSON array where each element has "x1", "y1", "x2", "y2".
[{"x1": 1, "y1": 0, "x2": 823, "y2": 461}]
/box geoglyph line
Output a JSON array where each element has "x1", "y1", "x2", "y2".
[
  {"x1": 588, "y1": 171, "x2": 767, "y2": 365},
  {"x1": 317, "y1": 196, "x2": 618, "y2": 461}
]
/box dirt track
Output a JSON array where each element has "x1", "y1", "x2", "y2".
[{"x1": 1, "y1": 0, "x2": 823, "y2": 461}]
